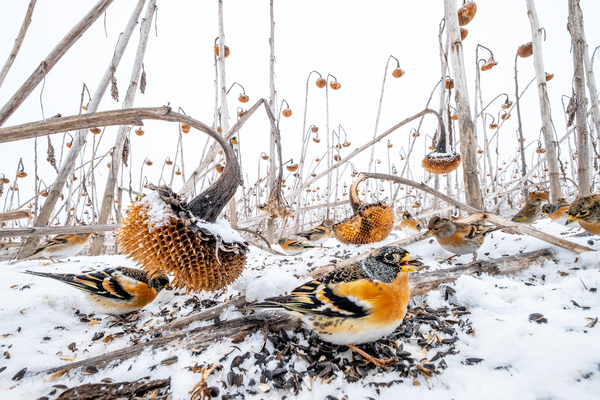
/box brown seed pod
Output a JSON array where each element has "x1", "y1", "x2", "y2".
[
  {"x1": 445, "y1": 79, "x2": 454, "y2": 89},
  {"x1": 501, "y1": 113, "x2": 511, "y2": 120},
  {"x1": 66, "y1": 141, "x2": 72, "y2": 148},
  {"x1": 238, "y1": 94, "x2": 249, "y2": 103},
  {"x1": 501, "y1": 101, "x2": 513, "y2": 109},
  {"x1": 489, "y1": 123, "x2": 498, "y2": 129},
  {"x1": 165, "y1": 159, "x2": 173, "y2": 166},
  {"x1": 118, "y1": 190, "x2": 248, "y2": 292},
  {"x1": 81, "y1": 105, "x2": 88, "y2": 111},
  {"x1": 215, "y1": 164, "x2": 224, "y2": 174},
  {"x1": 460, "y1": 27, "x2": 468, "y2": 41},
  {"x1": 311, "y1": 126, "x2": 319, "y2": 133},
  {"x1": 16, "y1": 171, "x2": 27, "y2": 178},
  {"x1": 135, "y1": 129, "x2": 145, "y2": 136},
  {"x1": 458, "y1": 1, "x2": 477, "y2": 26},
  {"x1": 213, "y1": 45, "x2": 230, "y2": 58},
  {"x1": 545, "y1": 73, "x2": 554, "y2": 82},
  {"x1": 332, "y1": 175, "x2": 394, "y2": 245},
  {"x1": 316, "y1": 77, "x2": 327, "y2": 88},
  {"x1": 392, "y1": 68, "x2": 405, "y2": 78},
  {"x1": 286, "y1": 164, "x2": 298, "y2": 172},
  {"x1": 518, "y1": 42, "x2": 533, "y2": 58},
  {"x1": 313, "y1": 137, "x2": 321, "y2": 143},
  {"x1": 261, "y1": 153, "x2": 269, "y2": 160},
  {"x1": 282, "y1": 108, "x2": 292, "y2": 118},
  {"x1": 481, "y1": 61, "x2": 498, "y2": 71},
  {"x1": 145, "y1": 160, "x2": 153, "y2": 166},
  {"x1": 422, "y1": 151, "x2": 461, "y2": 174},
  {"x1": 175, "y1": 169, "x2": 182, "y2": 176},
  {"x1": 181, "y1": 124, "x2": 191, "y2": 134},
  {"x1": 90, "y1": 128, "x2": 101, "y2": 135},
  {"x1": 330, "y1": 82, "x2": 342, "y2": 90},
  {"x1": 343, "y1": 140, "x2": 351, "y2": 147},
  {"x1": 451, "y1": 114, "x2": 458, "y2": 121},
  {"x1": 237, "y1": 110, "x2": 246, "y2": 118},
  {"x1": 333, "y1": 154, "x2": 341, "y2": 162},
  {"x1": 1, "y1": 178, "x2": 9, "y2": 184}
]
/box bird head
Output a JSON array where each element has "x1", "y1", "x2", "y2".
[
  {"x1": 150, "y1": 273, "x2": 172, "y2": 292},
  {"x1": 541, "y1": 203, "x2": 559, "y2": 215},
  {"x1": 427, "y1": 215, "x2": 456, "y2": 238},
  {"x1": 402, "y1": 211, "x2": 413, "y2": 220},
  {"x1": 322, "y1": 219, "x2": 334, "y2": 228},
  {"x1": 371, "y1": 246, "x2": 424, "y2": 272},
  {"x1": 567, "y1": 194, "x2": 600, "y2": 224}
]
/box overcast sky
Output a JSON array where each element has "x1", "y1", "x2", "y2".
[{"x1": 0, "y1": 1, "x2": 599, "y2": 221}]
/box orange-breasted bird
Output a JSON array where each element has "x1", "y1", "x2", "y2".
[
  {"x1": 566, "y1": 194, "x2": 600, "y2": 235},
  {"x1": 277, "y1": 238, "x2": 316, "y2": 255},
  {"x1": 400, "y1": 211, "x2": 422, "y2": 236},
  {"x1": 251, "y1": 246, "x2": 424, "y2": 367},
  {"x1": 19, "y1": 233, "x2": 93, "y2": 262},
  {"x1": 542, "y1": 198, "x2": 578, "y2": 227},
  {"x1": 24, "y1": 267, "x2": 171, "y2": 314},
  {"x1": 295, "y1": 219, "x2": 334, "y2": 245},
  {"x1": 428, "y1": 216, "x2": 500, "y2": 261},
  {"x1": 511, "y1": 197, "x2": 545, "y2": 224}
]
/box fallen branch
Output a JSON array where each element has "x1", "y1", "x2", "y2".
[
  {"x1": 483, "y1": 213, "x2": 593, "y2": 254},
  {"x1": 0, "y1": 210, "x2": 32, "y2": 223},
  {"x1": 42, "y1": 314, "x2": 298, "y2": 376},
  {"x1": 0, "y1": 224, "x2": 116, "y2": 238},
  {"x1": 410, "y1": 248, "x2": 555, "y2": 296},
  {"x1": 57, "y1": 378, "x2": 170, "y2": 400}
]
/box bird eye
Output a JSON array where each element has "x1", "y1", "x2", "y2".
[{"x1": 384, "y1": 253, "x2": 395, "y2": 262}]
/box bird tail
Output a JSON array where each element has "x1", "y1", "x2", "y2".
[{"x1": 23, "y1": 270, "x2": 80, "y2": 288}]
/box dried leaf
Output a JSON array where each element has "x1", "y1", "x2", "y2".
[
  {"x1": 140, "y1": 64, "x2": 147, "y2": 94},
  {"x1": 46, "y1": 136, "x2": 58, "y2": 173},
  {"x1": 111, "y1": 75, "x2": 119, "y2": 102}
]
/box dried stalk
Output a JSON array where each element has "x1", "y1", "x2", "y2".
[
  {"x1": 0, "y1": 0, "x2": 115, "y2": 127},
  {"x1": 90, "y1": 0, "x2": 157, "y2": 255},
  {"x1": 0, "y1": 0, "x2": 37, "y2": 90},
  {"x1": 526, "y1": 0, "x2": 561, "y2": 201}
]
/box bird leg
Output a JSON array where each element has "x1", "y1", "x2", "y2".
[
  {"x1": 445, "y1": 254, "x2": 459, "y2": 262},
  {"x1": 471, "y1": 252, "x2": 478, "y2": 263},
  {"x1": 348, "y1": 344, "x2": 393, "y2": 370}
]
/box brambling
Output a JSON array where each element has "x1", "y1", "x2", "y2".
[
  {"x1": 276, "y1": 238, "x2": 316, "y2": 255},
  {"x1": 542, "y1": 198, "x2": 578, "y2": 227},
  {"x1": 19, "y1": 233, "x2": 93, "y2": 262},
  {"x1": 428, "y1": 216, "x2": 500, "y2": 261},
  {"x1": 511, "y1": 197, "x2": 545, "y2": 224},
  {"x1": 24, "y1": 267, "x2": 171, "y2": 314},
  {"x1": 295, "y1": 219, "x2": 334, "y2": 245},
  {"x1": 252, "y1": 246, "x2": 424, "y2": 367},
  {"x1": 400, "y1": 211, "x2": 422, "y2": 236},
  {"x1": 566, "y1": 194, "x2": 600, "y2": 235}
]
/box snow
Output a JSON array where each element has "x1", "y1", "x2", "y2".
[
  {"x1": 196, "y1": 218, "x2": 246, "y2": 244},
  {"x1": 1, "y1": 219, "x2": 599, "y2": 399},
  {"x1": 142, "y1": 191, "x2": 171, "y2": 230}
]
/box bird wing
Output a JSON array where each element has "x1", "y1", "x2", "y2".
[
  {"x1": 25, "y1": 269, "x2": 132, "y2": 300},
  {"x1": 256, "y1": 265, "x2": 372, "y2": 319}
]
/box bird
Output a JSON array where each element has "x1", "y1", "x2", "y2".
[
  {"x1": 511, "y1": 197, "x2": 545, "y2": 224},
  {"x1": 566, "y1": 194, "x2": 600, "y2": 235},
  {"x1": 542, "y1": 198, "x2": 578, "y2": 227},
  {"x1": 295, "y1": 219, "x2": 334, "y2": 245},
  {"x1": 428, "y1": 216, "x2": 500, "y2": 262},
  {"x1": 18, "y1": 233, "x2": 94, "y2": 262},
  {"x1": 400, "y1": 211, "x2": 422, "y2": 236},
  {"x1": 251, "y1": 246, "x2": 424, "y2": 367},
  {"x1": 276, "y1": 238, "x2": 316, "y2": 255},
  {"x1": 23, "y1": 267, "x2": 171, "y2": 314}
]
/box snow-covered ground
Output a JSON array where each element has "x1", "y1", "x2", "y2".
[{"x1": 1, "y1": 218, "x2": 599, "y2": 399}]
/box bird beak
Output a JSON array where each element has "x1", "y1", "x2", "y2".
[
  {"x1": 400, "y1": 253, "x2": 425, "y2": 272},
  {"x1": 165, "y1": 284, "x2": 173, "y2": 291},
  {"x1": 427, "y1": 230, "x2": 434, "y2": 236},
  {"x1": 566, "y1": 215, "x2": 580, "y2": 225}
]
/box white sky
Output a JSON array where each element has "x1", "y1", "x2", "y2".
[{"x1": 0, "y1": 0, "x2": 599, "y2": 222}]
